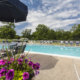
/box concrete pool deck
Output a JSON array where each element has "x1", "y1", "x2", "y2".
[{"x1": 24, "y1": 53, "x2": 80, "y2": 80}]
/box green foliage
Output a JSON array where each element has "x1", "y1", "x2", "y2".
[
  {"x1": 32, "y1": 24, "x2": 52, "y2": 40},
  {"x1": 15, "y1": 35, "x2": 20, "y2": 39},
  {"x1": 63, "y1": 31, "x2": 72, "y2": 40},
  {"x1": 55, "y1": 29, "x2": 64, "y2": 40},
  {"x1": 22, "y1": 29, "x2": 31, "y2": 39},
  {"x1": 70, "y1": 24, "x2": 78, "y2": 32},
  {"x1": 21, "y1": 24, "x2": 80, "y2": 40},
  {"x1": 13, "y1": 71, "x2": 23, "y2": 80},
  {"x1": 47, "y1": 29, "x2": 56, "y2": 40},
  {"x1": 31, "y1": 24, "x2": 80, "y2": 40},
  {"x1": 0, "y1": 76, "x2": 5, "y2": 80},
  {"x1": 0, "y1": 23, "x2": 16, "y2": 39},
  {"x1": 72, "y1": 24, "x2": 80, "y2": 40}
]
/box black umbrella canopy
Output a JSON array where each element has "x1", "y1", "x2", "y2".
[{"x1": 0, "y1": 0, "x2": 28, "y2": 22}]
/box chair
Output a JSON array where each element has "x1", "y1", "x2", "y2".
[
  {"x1": 13, "y1": 44, "x2": 26, "y2": 55},
  {"x1": 0, "y1": 42, "x2": 13, "y2": 57},
  {"x1": 65, "y1": 41, "x2": 68, "y2": 46},
  {"x1": 70, "y1": 41, "x2": 73, "y2": 46},
  {"x1": 76, "y1": 41, "x2": 79, "y2": 46},
  {"x1": 60, "y1": 41, "x2": 64, "y2": 44},
  {"x1": 0, "y1": 43, "x2": 26, "y2": 57}
]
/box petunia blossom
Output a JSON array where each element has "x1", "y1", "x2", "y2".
[
  {"x1": 25, "y1": 59, "x2": 28, "y2": 63},
  {"x1": 0, "y1": 68, "x2": 7, "y2": 78},
  {"x1": 18, "y1": 59, "x2": 23, "y2": 64},
  {"x1": 28, "y1": 61, "x2": 33, "y2": 67},
  {"x1": 6, "y1": 69, "x2": 14, "y2": 80},
  {"x1": 33, "y1": 63, "x2": 40, "y2": 70},
  {"x1": 23, "y1": 72, "x2": 29, "y2": 80},
  {"x1": 0, "y1": 59, "x2": 6, "y2": 65}
]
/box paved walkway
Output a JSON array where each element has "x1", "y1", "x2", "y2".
[{"x1": 26, "y1": 54, "x2": 80, "y2": 80}]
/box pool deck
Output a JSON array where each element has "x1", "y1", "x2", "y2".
[{"x1": 24, "y1": 53, "x2": 80, "y2": 80}]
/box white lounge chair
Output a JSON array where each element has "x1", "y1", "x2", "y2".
[
  {"x1": 60, "y1": 41, "x2": 64, "y2": 44},
  {"x1": 65, "y1": 41, "x2": 68, "y2": 46}
]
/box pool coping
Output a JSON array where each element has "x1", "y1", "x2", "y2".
[{"x1": 24, "y1": 51, "x2": 80, "y2": 60}]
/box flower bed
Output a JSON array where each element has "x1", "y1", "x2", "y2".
[{"x1": 0, "y1": 54, "x2": 40, "y2": 80}]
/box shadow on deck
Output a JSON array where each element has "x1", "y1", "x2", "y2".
[{"x1": 27, "y1": 54, "x2": 58, "y2": 70}]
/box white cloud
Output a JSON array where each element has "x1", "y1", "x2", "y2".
[
  {"x1": 1, "y1": 0, "x2": 79, "y2": 35},
  {"x1": 42, "y1": 0, "x2": 75, "y2": 12},
  {"x1": 15, "y1": 21, "x2": 26, "y2": 26},
  {"x1": 29, "y1": 0, "x2": 33, "y2": 4},
  {"x1": 22, "y1": 0, "x2": 80, "y2": 31},
  {"x1": 54, "y1": 10, "x2": 80, "y2": 18}
]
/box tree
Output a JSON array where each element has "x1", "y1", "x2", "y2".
[
  {"x1": 70, "y1": 24, "x2": 78, "y2": 32},
  {"x1": 32, "y1": 24, "x2": 50, "y2": 40},
  {"x1": 0, "y1": 23, "x2": 16, "y2": 39},
  {"x1": 22, "y1": 29, "x2": 31, "y2": 39},
  {"x1": 55, "y1": 29, "x2": 64, "y2": 40},
  {"x1": 15, "y1": 35, "x2": 20, "y2": 39},
  {"x1": 63, "y1": 31, "x2": 72, "y2": 40},
  {"x1": 72, "y1": 24, "x2": 80, "y2": 40},
  {"x1": 23, "y1": 24, "x2": 80, "y2": 40},
  {"x1": 47, "y1": 29, "x2": 56, "y2": 40}
]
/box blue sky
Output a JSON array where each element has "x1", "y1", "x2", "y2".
[{"x1": 0, "y1": 0, "x2": 80, "y2": 35}]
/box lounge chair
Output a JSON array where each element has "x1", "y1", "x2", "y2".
[
  {"x1": 76, "y1": 41, "x2": 79, "y2": 46},
  {"x1": 65, "y1": 41, "x2": 68, "y2": 46},
  {"x1": 13, "y1": 44, "x2": 26, "y2": 55},
  {"x1": 0, "y1": 43, "x2": 12, "y2": 57},
  {"x1": 70, "y1": 41, "x2": 73, "y2": 46},
  {"x1": 0, "y1": 43, "x2": 26, "y2": 57},
  {"x1": 60, "y1": 41, "x2": 64, "y2": 45},
  {"x1": 9, "y1": 42, "x2": 17, "y2": 50},
  {"x1": 47, "y1": 41, "x2": 49, "y2": 44},
  {"x1": 50, "y1": 41, "x2": 53, "y2": 44}
]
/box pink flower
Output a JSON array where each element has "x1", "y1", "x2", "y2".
[
  {"x1": 33, "y1": 63, "x2": 40, "y2": 70},
  {"x1": 23, "y1": 72, "x2": 29, "y2": 80},
  {"x1": 25, "y1": 59, "x2": 28, "y2": 63},
  {"x1": 0, "y1": 60, "x2": 6, "y2": 65},
  {"x1": 35, "y1": 70, "x2": 39, "y2": 75},
  {"x1": 10, "y1": 58, "x2": 14, "y2": 62},
  {"x1": 28, "y1": 61, "x2": 33, "y2": 67},
  {"x1": 0, "y1": 68, "x2": 7, "y2": 78},
  {"x1": 7, "y1": 61, "x2": 12, "y2": 65},
  {"x1": 18, "y1": 59, "x2": 23, "y2": 64},
  {"x1": 6, "y1": 69, "x2": 14, "y2": 80}
]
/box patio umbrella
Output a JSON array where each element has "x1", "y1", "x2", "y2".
[{"x1": 0, "y1": 0, "x2": 28, "y2": 22}]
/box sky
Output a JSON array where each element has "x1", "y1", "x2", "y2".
[{"x1": 0, "y1": 0, "x2": 80, "y2": 35}]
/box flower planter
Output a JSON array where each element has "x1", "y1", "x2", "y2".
[{"x1": 0, "y1": 54, "x2": 40, "y2": 80}]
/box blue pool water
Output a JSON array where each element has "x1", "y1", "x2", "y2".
[
  {"x1": 25, "y1": 44, "x2": 80, "y2": 58},
  {"x1": 0, "y1": 44, "x2": 8, "y2": 49},
  {"x1": 0, "y1": 44, "x2": 80, "y2": 58}
]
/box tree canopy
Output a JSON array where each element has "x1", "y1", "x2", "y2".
[
  {"x1": 22, "y1": 24, "x2": 80, "y2": 40},
  {"x1": 22, "y1": 29, "x2": 31, "y2": 39},
  {"x1": 0, "y1": 23, "x2": 16, "y2": 39}
]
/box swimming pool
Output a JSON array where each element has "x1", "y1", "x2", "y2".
[
  {"x1": 0, "y1": 44, "x2": 80, "y2": 58},
  {"x1": 0, "y1": 44, "x2": 8, "y2": 49},
  {"x1": 25, "y1": 44, "x2": 80, "y2": 58}
]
